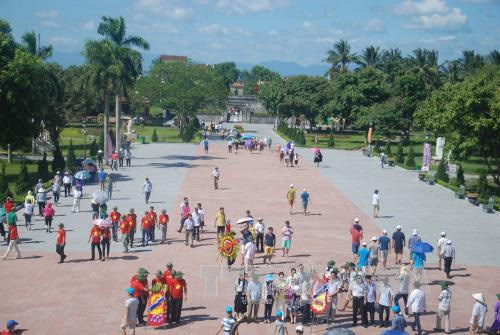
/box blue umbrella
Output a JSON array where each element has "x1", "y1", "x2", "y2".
[
  {"x1": 241, "y1": 134, "x2": 254, "y2": 139},
  {"x1": 74, "y1": 170, "x2": 91, "y2": 180},
  {"x1": 82, "y1": 158, "x2": 94, "y2": 165},
  {"x1": 412, "y1": 241, "x2": 434, "y2": 254},
  {"x1": 379, "y1": 330, "x2": 410, "y2": 335}
]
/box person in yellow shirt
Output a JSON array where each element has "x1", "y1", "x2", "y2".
[
  {"x1": 214, "y1": 207, "x2": 226, "y2": 241},
  {"x1": 287, "y1": 184, "x2": 296, "y2": 215}
]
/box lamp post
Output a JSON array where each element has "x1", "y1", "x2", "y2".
[{"x1": 81, "y1": 121, "x2": 88, "y2": 158}]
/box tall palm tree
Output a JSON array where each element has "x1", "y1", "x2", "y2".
[
  {"x1": 360, "y1": 45, "x2": 382, "y2": 69},
  {"x1": 440, "y1": 60, "x2": 463, "y2": 83},
  {"x1": 96, "y1": 16, "x2": 149, "y2": 151},
  {"x1": 462, "y1": 50, "x2": 485, "y2": 73},
  {"x1": 407, "y1": 48, "x2": 440, "y2": 88},
  {"x1": 20, "y1": 31, "x2": 53, "y2": 60},
  {"x1": 487, "y1": 50, "x2": 500, "y2": 65},
  {"x1": 381, "y1": 48, "x2": 404, "y2": 81},
  {"x1": 324, "y1": 39, "x2": 359, "y2": 76}
]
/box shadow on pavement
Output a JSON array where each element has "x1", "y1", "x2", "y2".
[
  {"x1": 162, "y1": 155, "x2": 225, "y2": 161},
  {"x1": 148, "y1": 162, "x2": 195, "y2": 169}
]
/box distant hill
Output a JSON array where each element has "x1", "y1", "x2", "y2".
[{"x1": 50, "y1": 52, "x2": 329, "y2": 77}]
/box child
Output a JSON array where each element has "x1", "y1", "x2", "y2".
[
  {"x1": 274, "y1": 311, "x2": 288, "y2": 335},
  {"x1": 391, "y1": 305, "x2": 407, "y2": 331},
  {"x1": 215, "y1": 306, "x2": 239, "y2": 335}
]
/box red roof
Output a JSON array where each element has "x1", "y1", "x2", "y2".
[{"x1": 160, "y1": 55, "x2": 188, "y2": 62}]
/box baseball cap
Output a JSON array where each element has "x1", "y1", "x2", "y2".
[
  {"x1": 382, "y1": 229, "x2": 387, "y2": 234},
  {"x1": 447, "y1": 240, "x2": 452, "y2": 245},
  {"x1": 290, "y1": 184, "x2": 294, "y2": 187},
  {"x1": 354, "y1": 217, "x2": 359, "y2": 222},
  {"x1": 396, "y1": 225, "x2": 402, "y2": 230},
  {"x1": 296, "y1": 325, "x2": 304, "y2": 332},
  {"x1": 362, "y1": 241, "x2": 367, "y2": 246},
  {"x1": 371, "y1": 236, "x2": 377, "y2": 241},
  {"x1": 126, "y1": 287, "x2": 135, "y2": 295},
  {"x1": 391, "y1": 305, "x2": 400, "y2": 313},
  {"x1": 412, "y1": 229, "x2": 418, "y2": 235},
  {"x1": 225, "y1": 306, "x2": 233, "y2": 313},
  {"x1": 6, "y1": 320, "x2": 18, "y2": 329},
  {"x1": 276, "y1": 311, "x2": 283, "y2": 317},
  {"x1": 440, "y1": 231, "x2": 446, "y2": 236}
]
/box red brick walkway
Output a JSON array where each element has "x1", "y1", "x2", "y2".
[{"x1": 0, "y1": 143, "x2": 498, "y2": 334}]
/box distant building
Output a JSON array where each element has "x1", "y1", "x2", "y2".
[
  {"x1": 160, "y1": 55, "x2": 188, "y2": 63},
  {"x1": 230, "y1": 81, "x2": 245, "y2": 96}
]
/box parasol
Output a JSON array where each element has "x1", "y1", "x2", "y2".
[
  {"x1": 82, "y1": 158, "x2": 94, "y2": 166},
  {"x1": 92, "y1": 190, "x2": 108, "y2": 204},
  {"x1": 311, "y1": 147, "x2": 320, "y2": 154},
  {"x1": 412, "y1": 241, "x2": 434, "y2": 254},
  {"x1": 74, "y1": 170, "x2": 91, "y2": 180},
  {"x1": 93, "y1": 218, "x2": 113, "y2": 228},
  {"x1": 241, "y1": 134, "x2": 254, "y2": 139},
  {"x1": 236, "y1": 217, "x2": 253, "y2": 224},
  {"x1": 324, "y1": 329, "x2": 357, "y2": 335},
  {"x1": 378, "y1": 330, "x2": 410, "y2": 335}
]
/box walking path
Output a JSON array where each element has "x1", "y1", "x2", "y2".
[{"x1": 0, "y1": 124, "x2": 498, "y2": 335}]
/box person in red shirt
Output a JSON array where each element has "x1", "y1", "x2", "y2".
[
  {"x1": 88, "y1": 224, "x2": 102, "y2": 260},
  {"x1": 56, "y1": 223, "x2": 66, "y2": 263},
  {"x1": 101, "y1": 226, "x2": 111, "y2": 261},
  {"x1": 350, "y1": 218, "x2": 363, "y2": 262},
  {"x1": 170, "y1": 271, "x2": 187, "y2": 324},
  {"x1": 126, "y1": 209, "x2": 137, "y2": 248},
  {"x1": 147, "y1": 206, "x2": 157, "y2": 242},
  {"x1": 163, "y1": 263, "x2": 174, "y2": 321},
  {"x1": 111, "y1": 151, "x2": 119, "y2": 171},
  {"x1": 4, "y1": 197, "x2": 14, "y2": 213},
  {"x1": 1, "y1": 224, "x2": 21, "y2": 260},
  {"x1": 110, "y1": 206, "x2": 121, "y2": 242},
  {"x1": 141, "y1": 211, "x2": 151, "y2": 247},
  {"x1": 152, "y1": 270, "x2": 166, "y2": 290},
  {"x1": 130, "y1": 268, "x2": 149, "y2": 326},
  {"x1": 119, "y1": 215, "x2": 130, "y2": 253},
  {"x1": 2, "y1": 319, "x2": 19, "y2": 334},
  {"x1": 159, "y1": 209, "x2": 169, "y2": 244}
]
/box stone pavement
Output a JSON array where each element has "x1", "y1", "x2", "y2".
[{"x1": 0, "y1": 124, "x2": 498, "y2": 335}]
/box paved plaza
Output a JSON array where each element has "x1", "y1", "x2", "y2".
[{"x1": 0, "y1": 124, "x2": 498, "y2": 335}]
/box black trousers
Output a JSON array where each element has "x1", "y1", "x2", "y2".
[
  {"x1": 101, "y1": 239, "x2": 110, "y2": 258},
  {"x1": 264, "y1": 296, "x2": 274, "y2": 320},
  {"x1": 394, "y1": 293, "x2": 409, "y2": 315},
  {"x1": 352, "y1": 296, "x2": 367, "y2": 325},
  {"x1": 193, "y1": 226, "x2": 200, "y2": 241},
  {"x1": 129, "y1": 229, "x2": 135, "y2": 247},
  {"x1": 444, "y1": 257, "x2": 453, "y2": 275},
  {"x1": 64, "y1": 183, "x2": 71, "y2": 196},
  {"x1": 171, "y1": 298, "x2": 183, "y2": 322},
  {"x1": 379, "y1": 304, "x2": 390, "y2": 325},
  {"x1": 365, "y1": 301, "x2": 375, "y2": 324},
  {"x1": 302, "y1": 303, "x2": 311, "y2": 324},
  {"x1": 166, "y1": 296, "x2": 172, "y2": 322},
  {"x1": 137, "y1": 297, "x2": 146, "y2": 324},
  {"x1": 56, "y1": 244, "x2": 65, "y2": 262},
  {"x1": 256, "y1": 233, "x2": 264, "y2": 252},
  {"x1": 91, "y1": 242, "x2": 102, "y2": 259}
]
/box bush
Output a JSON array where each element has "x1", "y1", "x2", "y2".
[
  {"x1": 15, "y1": 159, "x2": 31, "y2": 194},
  {"x1": 296, "y1": 130, "x2": 306, "y2": 145},
  {"x1": 89, "y1": 138, "x2": 98, "y2": 157},
  {"x1": 151, "y1": 128, "x2": 159, "y2": 142},
  {"x1": 455, "y1": 164, "x2": 465, "y2": 186},
  {"x1": 0, "y1": 163, "x2": 13, "y2": 201},
  {"x1": 37, "y1": 152, "x2": 49, "y2": 181},
  {"x1": 52, "y1": 144, "x2": 65, "y2": 173},
  {"x1": 97, "y1": 132, "x2": 104, "y2": 149},
  {"x1": 66, "y1": 139, "x2": 76, "y2": 170},
  {"x1": 477, "y1": 169, "x2": 488, "y2": 199},
  {"x1": 435, "y1": 159, "x2": 449, "y2": 182},
  {"x1": 405, "y1": 144, "x2": 416, "y2": 169},
  {"x1": 328, "y1": 134, "x2": 335, "y2": 147},
  {"x1": 385, "y1": 141, "x2": 392, "y2": 156},
  {"x1": 396, "y1": 142, "x2": 404, "y2": 164},
  {"x1": 373, "y1": 140, "x2": 381, "y2": 153}
]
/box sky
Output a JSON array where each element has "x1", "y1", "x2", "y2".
[{"x1": 1, "y1": 0, "x2": 499, "y2": 66}]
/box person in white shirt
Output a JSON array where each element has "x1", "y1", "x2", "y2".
[
  {"x1": 407, "y1": 281, "x2": 426, "y2": 335},
  {"x1": 436, "y1": 232, "x2": 448, "y2": 270},
  {"x1": 378, "y1": 276, "x2": 394, "y2": 327},
  {"x1": 121, "y1": 287, "x2": 139, "y2": 335},
  {"x1": 243, "y1": 236, "x2": 257, "y2": 274},
  {"x1": 350, "y1": 274, "x2": 368, "y2": 327},
  {"x1": 24, "y1": 200, "x2": 34, "y2": 230},
  {"x1": 143, "y1": 177, "x2": 153, "y2": 204},
  {"x1": 326, "y1": 270, "x2": 342, "y2": 324},
  {"x1": 364, "y1": 275, "x2": 377, "y2": 325},
  {"x1": 470, "y1": 292, "x2": 488, "y2": 334},
  {"x1": 192, "y1": 208, "x2": 201, "y2": 242},
  {"x1": 63, "y1": 172, "x2": 72, "y2": 197},
  {"x1": 434, "y1": 281, "x2": 452, "y2": 334},
  {"x1": 212, "y1": 167, "x2": 220, "y2": 190},
  {"x1": 254, "y1": 218, "x2": 265, "y2": 253},
  {"x1": 246, "y1": 275, "x2": 262, "y2": 322},
  {"x1": 197, "y1": 203, "x2": 205, "y2": 233},
  {"x1": 372, "y1": 189, "x2": 380, "y2": 218},
  {"x1": 184, "y1": 213, "x2": 195, "y2": 247}
]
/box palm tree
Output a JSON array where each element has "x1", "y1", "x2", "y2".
[
  {"x1": 462, "y1": 50, "x2": 485, "y2": 73},
  {"x1": 381, "y1": 48, "x2": 404, "y2": 82},
  {"x1": 20, "y1": 31, "x2": 53, "y2": 60},
  {"x1": 440, "y1": 60, "x2": 463, "y2": 83},
  {"x1": 487, "y1": 50, "x2": 500, "y2": 65},
  {"x1": 324, "y1": 39, "x2": 359, "y2": 76},
  {"x1": 96, "y1": 16, "x2": 149, "y2": 151},
  {"x1": 360, "y1": 45, "x2": 382, "y2": 69},
  {"x1": 407, "y1": 48, "x2": 440, "y2": 87}
]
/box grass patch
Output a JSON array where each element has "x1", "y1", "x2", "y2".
[{"x1": 275, "y1": 130, "x2": 366, "y2": 150}]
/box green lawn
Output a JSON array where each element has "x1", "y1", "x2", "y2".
[
  {"x1": 2, "y1": 160, "x2": 39, "y2": 203},
  {"x1": 275, "y1": 130, "x2": 367, "y2": 150}
]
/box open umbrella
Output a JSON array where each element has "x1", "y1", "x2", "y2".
[
  {"x1": 236, "y1": 217, "x2": 253, "y2": 224},
  {"x1": 412, "y1": 241, "x2": 434, "y2": 254},
  {"x1": 324, "y1": 329, "x2": 357, "y2": 335},
  {"x1": 82, "y1": 158, "x2": 94, "y2": 166},
  {"x1": 93, "y1": 218, "x2": 113, "y2": 228},
  {"x1": 241, "y1": 134, "x2": 254, "y2": 140},
  {"x1": 379, "y1": 330, "x2": 410, "y2": 335},
  {"x1": 311, "y1": 147, "x2": 321, "y2": 154},
  {"x1": 92, "y1": 190, "x2": 108, "y2": 204},
  {"x1": 74, "y1": 170, "x2": 91, "y2": 180}
]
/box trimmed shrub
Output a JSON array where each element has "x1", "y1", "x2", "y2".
[
  {"x1": 66, "y1": 139, "x2": 76, "y2": 170},
  {"x1": 373, "y1": 140, "x2": 381, "y2": 153},
  {"x1": 37, "y1": 152, "x2": 49, "y2": 181},
  {"x1": 455, "y1": 164, "x2": 465, "y2": 186},
  {"x1": 435, "y1": 159, "x2": 449, "y2": 182},
  {"x1": 396, "y1": 142, "x2": 404, "y2": 164},
  {"x1": 89, "y1": 138, "x2": 98, "y2": 157},
  {"x1": 385, "y1": 141, "x2": 392, "y2": 156},
  {"x1": 405, "y1": 144, "x2": 416, "y2": 169},
  {"x1": 328, "y1": 134, "x2": 335, "y2": 147},
  {"x1": 477, "y1": 169, "x2": 488, "y2": 199},
  {"x1": 52, "y1": 144, "x2": 65, "y2": 173},
  {"x1": 0, "y1": 163, "x2": 13, "y2": 201},
  {"x1": 15, "y1": 159, "x2": 31, "y2": 194},
  {"x1": 151, "y1": 128, "x2": 159, "y2": 142}
]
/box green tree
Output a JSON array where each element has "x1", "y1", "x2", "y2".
[
  {"x1": 15, "y1": 159, "x2": 31, "y2": 194},
  {"x1": 477, "y1": 169, "x2": 488, "y2": 199},
  {"x1": 213, "y1": 62, "x2": 240, "y2": 88},
  {"x1": 328, "y1": 134, "x2": 335, "y2": 148},
  {"x1": 360, "y1": 45, "x2": 382, "y2": 69},
  {"x1": 405, "y1": 144, "x2": 416, "y2": 169},
  {"x1": 151, "y1": 128, "x2": 158, "y2": 142},
  {"x1": 0, "y1": 163, "x2": 13, "y2": 201},
  {"x1": 396, "y1": 142, "x2": 404, "y2": 164},
  {"x1": 455, "y1": 164, "x2": 465, "y2": 186},
  {"x1": 89, "y1": 138, "x2": 98, "y2": 156},
  {"x1": 435, "y1": 159, "x2": 449, "y2": 182},
  {"x1": 240, "y1": 65, "x2": 280, "y2": 95},
  {"x1": 19, "y1": 30, "x2": 53, "y2": 60},
  {"x1": 66, "y1": 139, "x2": 76, "y2": 170},
  {"x1": 52, "y1": 144, "x2": 66, "y2": 173},
  {"x1": 385, "y1": 141, "x2": 392, "y2": 156},
  {"x1": 37, "y1": 153, "x2": 49, "y2": 181},
  {"x1": 324, "y1": 39, "x2": 359, "y2": 75},
  {"x1": 462, "y1": 50, "x2": 485, "y2": 74}
]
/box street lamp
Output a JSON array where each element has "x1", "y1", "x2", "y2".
[{"x1": 81, "y1": 121, "x2": 88, "y2": 158}]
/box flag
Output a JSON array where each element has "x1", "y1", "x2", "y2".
[{"x1": 147, "y1": 292, "x2": 167, "y2": 327}]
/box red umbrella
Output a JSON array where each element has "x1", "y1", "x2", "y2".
[{"x1": 311, "y1": 147, "x2": 321, "y2": 154}]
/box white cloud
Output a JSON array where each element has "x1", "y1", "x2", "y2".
[
  {"x1": 216, "y1": 0, "x2": 289, "y2": 15},
  {"x1": 210, "y1": 42, "x2": 227, "y2": 50},
  {"x1": 35, "y1": 10, "x2": 59, "y2": 19},
  {"x1": 394, "y1": 0, "x2": 449, "y2": 15},
  {"x1": 198, "y1": 24, "x2": 251, "y2": 36},
  {"x1": 40, "y1": 20, "x2": 59, "y2": 28},
  {"x1": 49, "y1": 36, "x2": 76, "y2": 45},
  {"x1": 82, "y1": 21, "x2": 96, "y2": 31},
  {"x1": 366, "y1": 19, "x2": 385, "y2": 32},
  {"x1": 132, "y1": 13, "x2": 145, "y2": 21},
  {"x1": 131, "y1": 23, "x2": 179, "y2": 34},
  {"x1": 404, "y1": 8, "x2": 467, "y2": 29},
  {"x1": 268, "y1": 30, "x2": 279, "y2": 36},
  {"x1": 135, "y1": 0, "x2": 193, "y2": 19},
  {"x1": 461, "y1": 0, "x2": 499, "y2": 3},
  {"x1": 302, "y1": 21, "x2": 312, "y2": 28},
  {"x1": 421, "y1": 35, "x2": 456, "y2": 43},
  {"x1": 313, "y1": 36, "x2": 338, "y2": 44}
]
